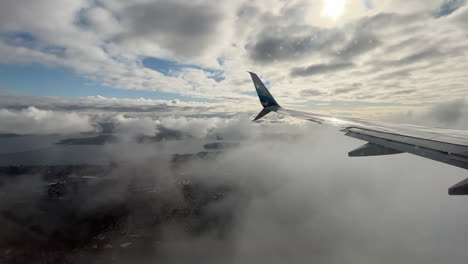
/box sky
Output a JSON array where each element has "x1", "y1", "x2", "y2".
[{"x1": 0, "y1": 0, "x2": 468, "y2": 117}]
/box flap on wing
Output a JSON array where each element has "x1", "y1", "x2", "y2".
[
  {"x1": 448, "y1": 178, "x2": 468, "y2": 195},
  {"x1": 348, "y1": 142, "x2": 404, "y2": 157},
  {"x1": 253, "y1": 106, "x2": 279, "y2": 121}
]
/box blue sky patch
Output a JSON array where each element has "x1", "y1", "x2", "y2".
[
  {"x1": 2, "y1": 31, "x2": 66, "y2": 57},
  {"x1": 434, "y1": 0, "x2": 465, "y2": 17},
  {"x1": 143, "y1": 57, "x2": 225, "y2": 82},
  {"x1": 363, "y1": 0, "x2": 373, "y2": 9},
  {"x1": 240, "y1": 91, "x2": 257, "y2": 96},
  {"x1": 3, "y1": 32, "x2": 37, "y2": 48},
  {"x1": 0, "y1": 63, "x2": 215, "y2": 102}
]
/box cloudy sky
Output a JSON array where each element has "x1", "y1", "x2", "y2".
[{"x1": 0, "y1": 0, "x2": 467, "y2": 118}]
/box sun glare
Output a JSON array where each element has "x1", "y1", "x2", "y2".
[{"x1": 322, "y1": 0, "x2": 346, "y2": 19}]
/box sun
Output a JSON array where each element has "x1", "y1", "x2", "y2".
[{"x1": 321, "y1": 0, "x2": 346, "y2": 19}]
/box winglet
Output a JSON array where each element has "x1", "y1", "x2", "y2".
[
  {"x1": 248, "y1": 72, "x2": 280, "y2": 108},
  {"x1": 248, "y1": 72, "x2": 280, "y2": 121}
]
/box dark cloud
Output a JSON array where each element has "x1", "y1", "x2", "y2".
[
  {"x1": 377, "y1": 69, "x2": 412, "y2": 80},
  {"x1": 356, "y1": 12, "x2": 422, "y2": 32},
  {"x1": 369, "y1": 46, "x2": 454, "y2": 76},
  {"x1": 236, "y1": 4, "x2": 260, "y2": 18},
  {"x1": 245, "y1": 11, "x2": 407, "y2": 77},
  {"x1": 291, "y1": 62, "x2": 354, "y2": 77},
  {"x1": 355, "y1": 93, "x2": 377, "y2": 100},
  {"x1": 247, "y1": 34, "x2": 325, "y2": 64},
  {"x1": 246, "y1": 25, "x2": 345, "y2": 64},
  {"x1": 120, "y1": 1, "x2": 223, "y2": 57},
  {"x1": 397, "y1": 48, "x2": 442, "y2": 65},
  {"x1": 334, "y1": 87, "x2": 359, "y2": 95},
  {"x1": 245, "y1": 12, "x2": 423, "y2": 67},
  {"x1": 332, "y1": 83, "x2": 362, "y2": 95},
  {"x1": 391, "y1": 89, "x2": 416, "y2": 95},
  {"x1": 301, "y1": 89, "x2": 323, "y2": 97},
  {"x1": 335, "y1": 32, "x2": 380, "y2": 60},
  {"x1": 376, "y1": 46, "x2": 461, "y2": 72},
  {"x1": 383, "y1": 37, "x2": 425, "y2": 55},
  {"x1": 428, "y1": 99, "x2": 467, "y2": 126}
]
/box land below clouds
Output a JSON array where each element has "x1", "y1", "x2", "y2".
[{"x1": 0, "y1": 150, "x2": 238, "y2": 264}]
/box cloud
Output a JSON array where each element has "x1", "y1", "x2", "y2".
[
  {"x1": 379, "y1": 47, "x2": 444, "y2": 68},
  {"x1": 1, "y1": 0, "x2": 468, "y2": 106},
  {"x1": 1, "y1": 111, "x2": 468, "y2": 262},
  {"x1": 382, "y1": 99, "x2": 468, "y2": 129},
  {"x1": 0, "y1": 93, "x2": 240, "y2": 115},
  {"x1": 149, "y1": 116, "x2": 468, "y2": 263},
  {"x1": 334, "y1": 87, "x2": 360, "y2": 94},
  {"x1": 118, "y1": 0, "x2": 224, "y2": 58},
  {"x1": 0, "y1": 106, "x2": 94, "y2": 134},
  {"x1": 391, "y1": 89, "x2": 416, "y2": 95},
  {"x1": 111, "y1": 114, "x2": 260, "y2": 141},
  {"x1": 112, "y1": 114, "x2": 158, "y2": 137},
  {"x1": 291, "y1": 62, "x2": 354, "y2": 77},
  {"x1": 335, "y1": 31, "x2": 380, "y2": 60},
  {"x1": 301, "y1": 89, "x2": 323, "y2": 97},
  {"x1": 87, "y1": 117, "x2": 468, "y2": 262},
  {"x1": 427, "y1": 99, "x2": 468, "y2": 127},
  {"x1": 245, "y1": 22, "x2": 346, "y2": 64}
]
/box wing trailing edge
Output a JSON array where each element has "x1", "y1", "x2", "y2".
[
  {"x1": 348, "y1": 142, "x2": 404, "y2": 157},
  {"x1": 449, "y1": 178, "x2": 468, "y2": 195}
]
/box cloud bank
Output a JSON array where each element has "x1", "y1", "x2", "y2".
[
  {"x1": 2, "y1": 114, "x2": 467, "y2": 263},
  {"x1": 0, "y1": 106, "x2": 94, "y2": 135}
]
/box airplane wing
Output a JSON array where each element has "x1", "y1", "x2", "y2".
[{"x1": 248, "y1": 72, "x2": 468, "y2": 195}]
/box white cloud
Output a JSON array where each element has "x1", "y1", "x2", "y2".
[
  {"x1": 382, "y1": 98, "x2": 468, "y2": 129},
  {"x1": 112, "y1": 114, "x2": 158, "y2": 137},
  {"x1": 0, "y1": 106, "x2": 94, "y2": 134}
]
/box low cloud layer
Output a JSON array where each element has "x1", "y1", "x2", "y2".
[
  {"x1": 383, "y1": 99, "x2": 468, "y2": 129},
  {"x1": 1, "y1": 114, "x2": 467, "y2": 263},
  {"x1": 100, "y1": 113, "x2": 468, "y2": 263},
  {"x1": 0, "y1": 106, "x2": 94, "y2": 135}
]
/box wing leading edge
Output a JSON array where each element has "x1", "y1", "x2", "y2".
[{"x1": 248, "y1": 72, "x2": 468, "y2": 195}]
